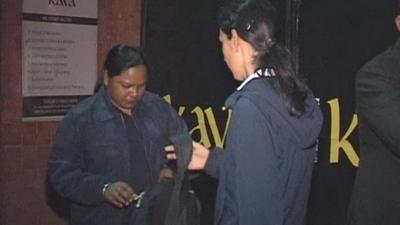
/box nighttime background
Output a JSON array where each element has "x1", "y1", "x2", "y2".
[{"x1": 142, "y1": 0, "x2": 399, "y2": 224}]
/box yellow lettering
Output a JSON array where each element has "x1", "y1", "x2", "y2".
[
  {"x1": 328, "y1": 98, "x2": 359, "y2": 167},
  {"x1": 163, "y1": 94, "x2": 171, "y2": 104},
  {"x1": 177, "y1": 107, "x2": 186, "y2": 116},
  {"x1": 204, "y1": 107, "x2": 232, "y2": 148},
  {"x1": 163, "y1": 94, "x2": 185, "y2": 116},
  {"x1": 190, "y1": 106, "x2": 212, "y2": 148}
]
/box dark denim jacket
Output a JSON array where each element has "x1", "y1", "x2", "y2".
[{"x1": 49, "y1": 86, "x2": 187, "y2": 225}]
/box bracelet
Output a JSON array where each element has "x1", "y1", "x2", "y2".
[{"x1": 102, "y1": 183, "x2": 110, "y2": 195}]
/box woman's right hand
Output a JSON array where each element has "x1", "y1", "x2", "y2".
[{"x1": 165, "y1": 141, "x2": 210, "y2": 170}]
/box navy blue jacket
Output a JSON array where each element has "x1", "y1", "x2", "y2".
[
  {"x1": 205, "y1": 78, "x2": 323, "y2": 225},
  {"x1": 49, "y1": 86, "x2": 187, "y2": 225}
]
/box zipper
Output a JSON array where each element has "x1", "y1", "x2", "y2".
[{"x1": 132, "y1": 113, "x2": 155, "y2": 184}]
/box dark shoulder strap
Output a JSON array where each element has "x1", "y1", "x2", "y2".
[
  {"x1": 164, "y1": 133, "x2": 193, "y2": 225},
  {"x1": 170, "y1": 132, "x2": 192, "y2": 178}
]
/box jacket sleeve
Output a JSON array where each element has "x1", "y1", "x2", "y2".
[
  {"x1": 166, "y1": 102, "x2": 188, "y2": 137},
  {"x1": 204, "y1": 147, "x2": 225, "y2": 179},
  {"x1": 356, "y1": 69, "x2": 400, "y2": 157},
  {"x1": 226, "y1": 97, "x2": 283, "y2": 225},
  {"x1": 48, "y1": 112, "x2": 108, "y2": 206}
]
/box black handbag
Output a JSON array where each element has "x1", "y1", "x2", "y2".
[{"x1": 130, "y1": 133, "x2": 201, "y2": 225}]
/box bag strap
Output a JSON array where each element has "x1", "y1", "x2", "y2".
[
  {"x1": 170, "y1": 132, "x2": 192, "y2": 180},
  {"x1": 164, "y1": 132, "x2": 193, "y2": 225}
]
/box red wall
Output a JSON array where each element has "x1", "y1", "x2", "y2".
[{"x1": 0, "y1": 0, "x2": 142, "y2": 224}]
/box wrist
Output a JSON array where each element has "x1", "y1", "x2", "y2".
[{"x1": 102, "y1": 183, "x2": 110, "y2": 195}]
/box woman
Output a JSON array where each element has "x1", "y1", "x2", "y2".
[{"x1": 166, "y1": 0, "x2": 322, "y2": 224}]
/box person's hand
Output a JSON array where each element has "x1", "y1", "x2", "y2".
[
  {"x1": 159, "y1": 167, "x2": 174, "y2": 179},
  {"x1": 103, "y1": 181, "x2": 136, "y2": 208},
  {"x1": 165, "y1": 141, "x2": 210, "y2": 170}
]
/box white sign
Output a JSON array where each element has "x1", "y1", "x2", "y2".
[{"x1": 22, "y1": 0, "x2": 98, "y2": 121}]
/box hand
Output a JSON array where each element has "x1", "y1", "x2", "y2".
[
  {"x1": 159, "y1": 167, "x2": 174, "y2": 179},
  {"x1": 165, "y1": 141, "x2": 210, "y2": 170},
  {"x1": 103, "y1": 181, "x2": 136, "y2": 208}
]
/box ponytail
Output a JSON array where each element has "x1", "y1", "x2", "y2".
[{"x1": 258, "y1": 43, "x2": 308, "y2": 117}]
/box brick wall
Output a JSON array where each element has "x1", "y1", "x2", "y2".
[{"x1": 0, "y1": 0, "x2": 142, "y2": 224}]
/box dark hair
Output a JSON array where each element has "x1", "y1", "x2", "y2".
[
  {"x1": 104, "y1": 43, "x2": 147, "y2": 78},
  {"x1": 218, "y1": 0, "x2": 308, "y2": 117}
]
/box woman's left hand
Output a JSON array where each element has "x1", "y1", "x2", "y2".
[{"x1": 165, "y1": 141, "x2": 210, "y2": 170}]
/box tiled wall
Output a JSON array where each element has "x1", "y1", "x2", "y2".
[{"x1": 0, "y1": 0, "x2": 142, "y2": 224}]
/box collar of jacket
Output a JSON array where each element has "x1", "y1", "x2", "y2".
[{"x1": 224, "y1": 77, "x2": 271, "y2": 109}]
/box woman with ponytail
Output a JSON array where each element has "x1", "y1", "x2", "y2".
[{"x1": 166, "y1": 0, "x2": 322, "y2": 224}]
